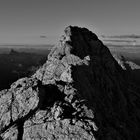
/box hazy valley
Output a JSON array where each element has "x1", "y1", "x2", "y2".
[
  {"x1": 1, "y1": 42, "x2": 140, "y2": 91},
  {"x1": 0, "y1": 46, "x2": 51, "y2": 90}
]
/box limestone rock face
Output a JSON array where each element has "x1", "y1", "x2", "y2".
[{"x1": 0, "y1": 26, "x2": 140, "y2": 140}]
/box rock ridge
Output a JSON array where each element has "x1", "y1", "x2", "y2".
[{"x1": 0, "y1": 26, "x2": 140, "y2": 139}]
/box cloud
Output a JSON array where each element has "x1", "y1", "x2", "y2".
[
  {"x1": 101, "y1": 35, "x2": 140, "y2": 39},
  {"x1": 40, "y1": 35, "x2": 47, "y2": 38},
  {"x1": 103, "y1": 39, "x2": 136, "y2": 43}
]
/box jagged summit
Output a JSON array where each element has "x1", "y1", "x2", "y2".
[{"x1": 0, "y1": 26, "x2": 140, "y2": 140}]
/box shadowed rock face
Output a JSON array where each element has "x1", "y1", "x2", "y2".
[{"x1": 0, "y1": 26, "x2": 140, "y2": 140}]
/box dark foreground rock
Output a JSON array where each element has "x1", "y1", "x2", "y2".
[{"x1": 0, "y1": 26, "x2": 140, "y2": 140}]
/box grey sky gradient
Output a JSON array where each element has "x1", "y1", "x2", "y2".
[{"x1": 0, "y1": 0, "x2": 140, "y2": 44}]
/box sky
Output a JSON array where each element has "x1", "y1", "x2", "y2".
[{"x1": 0, "y1": 0, "x2": 140, "y2": 44}]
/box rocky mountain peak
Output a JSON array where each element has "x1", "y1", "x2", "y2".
[{"x1": 0, "y1": 26, "x2": 140, "y2": 140}]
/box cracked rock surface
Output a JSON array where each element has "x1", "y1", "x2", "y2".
[{"x1": 0, "y1": 26, "x2": 140, "y2": 140}]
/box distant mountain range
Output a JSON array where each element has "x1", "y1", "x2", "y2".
[{"x1": 0, "y1": 44, "x2": 54, "y2": 48}]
